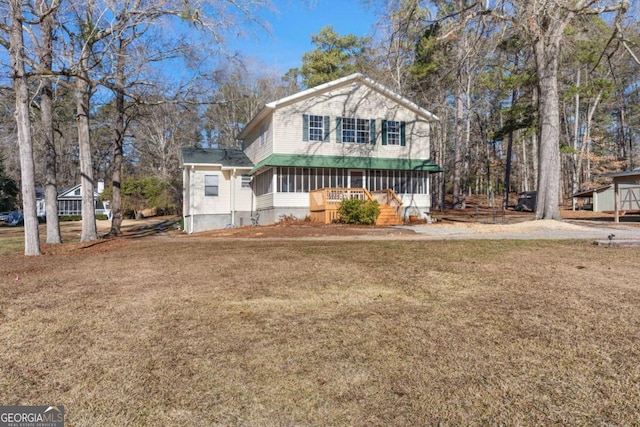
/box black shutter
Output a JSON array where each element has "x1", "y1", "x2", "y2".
[
  {"x1": 324, "y1": 116, "x2": 330, "y2": 142},
  {"x1": 381, "y1": 120, "x2": 387, "y2": 145},
  {"x1": 370, "y1": 119, "x2": 376, "y2": 144},
  {"x1": 302, "y1": 114, "x2": 309, "y2": 141}
]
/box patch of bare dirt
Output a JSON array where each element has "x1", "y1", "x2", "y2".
[{"x1": 194, "y1": 222, "x2": 417, "y2": 239}]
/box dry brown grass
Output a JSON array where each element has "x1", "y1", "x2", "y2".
[{"x1": 1, "y1": 226, "x2": 640, "y2": 425}]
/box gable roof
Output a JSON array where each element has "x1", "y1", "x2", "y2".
[
  {"x1": 238, "y1": 73, "x2": 440, "y2": 140},
  {"x1": 57, "y1": 183, "x2": 101, "y2": 200},
  {"x1": 180, "y1": 147, "x2": 254, "y2": 169}
]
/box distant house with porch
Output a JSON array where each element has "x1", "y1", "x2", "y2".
[
  {"x1": 36, "y1": 180, "x2": 110, "y2": 218},
  {"x1": 181, "y1": 73, "x2": 442, "y2": 233}
]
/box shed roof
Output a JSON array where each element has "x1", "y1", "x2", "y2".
[
  {"x1": 571, "y1": 185, "x2": 611, "y2": 198},
  {"x1": 180, "y1": 147, "x2": 253, "y2": 169},
  {"x1": 602, "y1": 168, "x2": 640, "y2": 181}
]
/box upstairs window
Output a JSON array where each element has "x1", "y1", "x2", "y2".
[
  {"x1": 303, "y1": 114, "x2": 330, "y2": 142},
  {"x1": 337, "y1": 117, "x2": 375, "y2": 144},
  {"x1": 382, "y1": 120, "x2": 406, "y2": 146},
  {"x1": 204, "y1": 175, "x2": 219, "y2": 196},
  {"x1": 342, "y1": 117, "x2": 356, "y2": 142},
  {"x1": 356, "y1": 118, "x2": 372, "y2": 144}
]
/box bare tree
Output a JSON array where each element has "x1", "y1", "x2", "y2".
[
  {"x1": 30, "y1": 0, "x2": 62, "y2": 244},
  {"x1": 8, "y1": 0, "x2": 41, "y2": 255},
  {"x1": 495, "y1": 0, "x2": 630, "y2": 219},
  {"x1": 61, "y1": 0, "x2": 274, "y2": 239}
]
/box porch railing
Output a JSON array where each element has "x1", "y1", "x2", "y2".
[
  {"x1": 309, "y1": 188, "x2": 402, "y2": 224},
  {"x1": 371, "y1": 189, "x2": 403, "y2": 219}
]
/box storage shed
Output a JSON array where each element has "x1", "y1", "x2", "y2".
[{"x1": 601, "y1": 169, "x2": 640, "y2": 222}]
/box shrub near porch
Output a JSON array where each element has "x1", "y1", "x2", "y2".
[{"x1": 337, "y1": 198, "x2": 380, "y2": 225}]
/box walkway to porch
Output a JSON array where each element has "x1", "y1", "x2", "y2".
[{"x1": 309, "y1": 188, "x2": 403, "y2": 225}]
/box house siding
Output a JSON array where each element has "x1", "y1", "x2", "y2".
[
  {"x1": 243, "y1": 115, "x2": 274, "y2": 166},
  {"x1": 185, "y1": 166, "x2": 254, "y2": 232},
  {"x1": 272, "y1": 83, "x2": 431, "y2": 160}
]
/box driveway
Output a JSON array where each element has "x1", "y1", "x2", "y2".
[{"x1": 395, "y1": 219, "x2": 640, "y2": 243}]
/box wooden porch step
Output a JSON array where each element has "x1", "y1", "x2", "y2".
[{"x1": 376, "y1": 205, "x2": 402, "y2": 226}]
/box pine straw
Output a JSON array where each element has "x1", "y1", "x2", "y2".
[{"x1": 1, "y1": 237, "x2": 640, "y2": 425}]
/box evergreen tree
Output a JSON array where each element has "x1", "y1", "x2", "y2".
[
  {"x1": 0, "y1": 156, "x2": 19, "y2": 212},
  {"x1": 298, "y1": 25, "x2": 370, "y2": 88}
]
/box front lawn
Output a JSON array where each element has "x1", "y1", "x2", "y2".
[{"x1": 1, "y1": 236, "x2": 638, "y2": 425}]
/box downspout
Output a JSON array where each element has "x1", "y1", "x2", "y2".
[
  {"x1": 182, "y1": 166, "x2": 187, "y2": 231},
  {"x1": 189, "y1": 165, "x2": 195, "y2": 234},
  {"x1": 231, "y1": 168, "x2": 237, "y2": 226},
  {"x1": 614, "y1": 181, "x2": 620, "y2": 223}
]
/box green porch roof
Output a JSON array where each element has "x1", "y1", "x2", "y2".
[{"x1": 250, "y1": 154, "x2": 443, "y2": 175}]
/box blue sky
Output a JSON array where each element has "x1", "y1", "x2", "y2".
[{"x1": 231, "y1": 0, "x2": 379, "y2": 73}]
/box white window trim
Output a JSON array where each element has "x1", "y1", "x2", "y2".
[{"x1": 204, "y1": 174, "x2": 219, "y2": 197}]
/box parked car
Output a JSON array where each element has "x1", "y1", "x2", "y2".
[
  {"x1": 5, "y1": 210, "x2": 24, "y2": 226},
  {"x1": 515, "y1": 191, "x2": 537, "y2": 212},
  {"x1": 0, "y1": 212, "x2": 9, "y2": 222}
]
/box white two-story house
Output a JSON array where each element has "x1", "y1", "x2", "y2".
[{"x1": 181, "y1": 73, "x2": 442, "y2": 233}]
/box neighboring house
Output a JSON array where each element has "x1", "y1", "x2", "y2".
[
  {"x1": 36, "y1": 180, "x2": 110, "y2": 218},
  {"x1": 181, "y1": 73, "x2": 442, "y2": 233}
]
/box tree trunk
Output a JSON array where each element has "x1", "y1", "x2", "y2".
[
  {"x1": 108, "y1": 39, "x2": 126, "y2": 237},
  {"x1": 578, "y1": 93, "x2": 601, "y2": 185},
  {"x1": 571, "y1": 70, "x2": 580, "y2": 210},
  {"x1": 531, "y1": 88, "x2": 539, "y2": 189},
  {"x1": 452, "y1": 52, "x2": 465, "y2": 209},
  {"x1": 39, "y1": 0, "x2": 62, "y2": 244},
  {"x1": 76, "y1": 70, "x2": 98, "y2": 242},
  {"x1": 503, "y1": 79, "x2": 518, "y2": 210},
  {"x1": 10, "y1": 0, "x2": 42, "y2": 255},
  {"x1": 521, "y1": 135, "x2": 529, "y2": 192},
  {"x1": 533, "y1": 34, "x2": 563, "y2": 220}
]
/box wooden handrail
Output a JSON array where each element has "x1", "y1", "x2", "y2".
[
  {"x1": 309, "y1": 187, "x2": 403, "y2": 224},
  {"x1": 362, "y1": 188, "x2": 374, "y2": 202}
]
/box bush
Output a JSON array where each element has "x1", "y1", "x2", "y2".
[
  {"x1": 337, "y1": 198, "x2": 380, "y2": 225},
  {"x1": 59, "y1": 215, "x2": 82, "y2": 222},
  {"x1": 96, "y1": 214, "x2": 109, "y2": 221}
]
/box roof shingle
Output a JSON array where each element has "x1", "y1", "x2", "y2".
[{"x1": 180, "y1": 147, "x2": 254, "y2": 168}]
